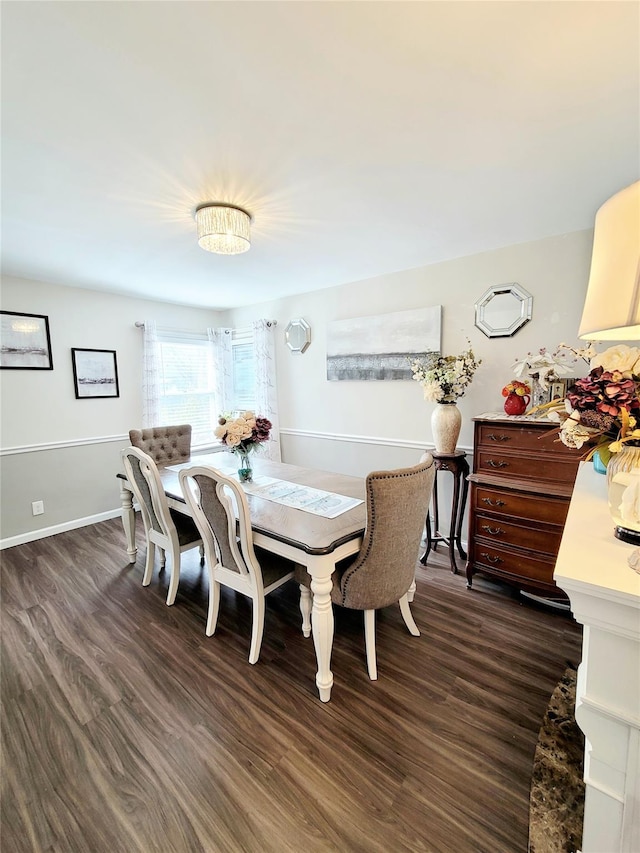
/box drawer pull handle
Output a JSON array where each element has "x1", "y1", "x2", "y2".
[
  {"x1": 487, "y1": 433, "x2": 510, "y2": 442},
  {"x1": 480, "y1": 553, "x2": 503, "y2": 565},
  {"x1": 481, "y1": 525, "x2": 504, "y2": 536},
  {"x1": 487, "y1": 459, "x2": 509, "y2": 469},
  {"x1": 481, "y1": 497, "x2": 505, "y2": 507}
]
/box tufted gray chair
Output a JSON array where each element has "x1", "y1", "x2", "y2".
[
  {"x1": 121, "y1": 446, "x2": 203, "y2": 606},
  {"x1": 295, "y1": 454, "x2": 435, "y2": 680},
  {"x1": 128, "y1": 424, "x2": 192, "y2": 467}
]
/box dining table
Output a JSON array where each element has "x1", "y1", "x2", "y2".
[{"x1": 117, "y1": 452, "x2": 367, "y2": 702}]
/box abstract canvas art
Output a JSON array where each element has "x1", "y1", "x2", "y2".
[
  {"x1": 0, "y1": 311, "x2": 53, "y2": 370},
  {"x1": 327, "y1": 306, "x2": 441, "y2": 381},
  {"x1": 71, "y1": 348, "x2": 120, "y2": 398}
]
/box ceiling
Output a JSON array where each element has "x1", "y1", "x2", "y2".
[{"x1": 2, "y1": 1, "x2": 638, "y2": 310}]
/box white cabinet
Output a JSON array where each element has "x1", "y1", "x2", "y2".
[{"x1": 554, "y1": 462, "x2": 640, "y2": 852}]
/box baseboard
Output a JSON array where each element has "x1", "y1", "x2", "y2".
[{"x1": 0, "y1": 508, "x2": 122, "y2": 550}]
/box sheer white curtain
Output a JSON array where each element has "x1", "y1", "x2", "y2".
[
  {"x1": 141, "y1": 320, "x2": 161, "y2": 426},
  {"x1": 252, "y1": 319, "x2": 280, "y2": 461},
  {"x1": 208, "y1": 327, "x2": 233, "y2": 415}
]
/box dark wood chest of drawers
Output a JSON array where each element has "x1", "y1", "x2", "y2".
[{"x1": 466, "y1": 415, "x2": 583, "y2": 599}]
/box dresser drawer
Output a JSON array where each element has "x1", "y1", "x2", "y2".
[
  {"x1": 472, "y1": 542, "x2": 556, "y2": 587},
  {"x1": 473, "y1": 513, "x2": 563, "y2": 556},
  {"x1": 473, "y1": 485, "x2": 570, "y2": 526},
  {"x1": 475, "y1": 421, "x2": 580, "y2": 456},
  {"x1": 476, "y1": 422, "x2": 557, "y2": 452},
  {"x1": 475, "y1": 449, "x2": 580, "y2": 485}
]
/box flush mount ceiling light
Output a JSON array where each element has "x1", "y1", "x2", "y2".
[{"x1": 194, "y1": 203, "x2": 251, "y2": 255}]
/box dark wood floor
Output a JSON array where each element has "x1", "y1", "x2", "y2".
[{"x1": 1, "y1": 518, "x2": 582, "y2": 853}]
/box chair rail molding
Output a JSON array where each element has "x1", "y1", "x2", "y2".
[
  {"x1": 280, "y1": 427, "x2": 473, "y2": 454},
  {"x1": 0, "y1": 434, "x2": 129, "y2": 456},
  {"x1": 0, "y1": 436, "x2": 223, "y2": 457}
]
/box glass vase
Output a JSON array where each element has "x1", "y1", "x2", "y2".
[
  {"x1": 236, "y1": 449, "x2": 253, "y2": 483},
  {"x1": 606, "y1": 444, "x2": 640, "y2": 545},
  {"x1": 529, "y1": 376, "x2": 547, "y2": 409}
]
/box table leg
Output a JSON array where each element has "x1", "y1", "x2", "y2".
[
  {"x1": 119, "y1": 483, "x2": 137, "y2": 564},
  {"x1": 307, "y1": 554, "x2": 335, "y2": 703}
]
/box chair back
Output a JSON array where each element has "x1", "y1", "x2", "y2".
[
  {"x1": 179, "y1": 466, "x2": 263, "y2": 590},
  {"x1": 121, "y1": 446, "x2": 178, "y2": 541},
  {"x1": 128, "y1": 424, "x2": 192, "y2": 466},
  {"x1": 337, "y1": 455, "x2": 435, "y2": 610}
]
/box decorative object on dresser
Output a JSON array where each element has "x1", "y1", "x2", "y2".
[
  {"x1": 466, "y1": 414, "x2": 583, "y2": 601},
  {"x1": 512, "y1": 347, "x2": 573, "y2": 410},
  {"x1": 501, "y1": 379, "x2": 531, "y2": 416}
]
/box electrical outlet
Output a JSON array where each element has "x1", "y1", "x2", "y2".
[{"x1": 31, "y1": 500, "x2": 44, "y2": 516}]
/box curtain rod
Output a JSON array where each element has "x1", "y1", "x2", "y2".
[{"x1": 134, "y1": 320, "x2": 277, "y2": 329}]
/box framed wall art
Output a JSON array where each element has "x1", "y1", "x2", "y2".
[
  {"x1": 71, "y1": 348, "x2": 120, "y2": 399},
  {"x1": 326, "y1": 305, "x2": 441, "y2": 381},
  {"x1": 0, "y1": 310, "x2": 53, "y2": 369}
]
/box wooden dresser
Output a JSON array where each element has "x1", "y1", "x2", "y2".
[{"x1": 466, "y1": 414, "x2": 583, "y2": 599}]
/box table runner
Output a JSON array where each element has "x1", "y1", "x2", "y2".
[
  {"x1": 241, "y1": 475, "x2": 363, "y2": 518},
  {"x1": 166, "y1": 460, "x2": 363, "y2": 518}
]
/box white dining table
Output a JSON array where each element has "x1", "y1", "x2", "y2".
[{"x1": 118, "y1": 453, "x2": 366, "y2": 702}]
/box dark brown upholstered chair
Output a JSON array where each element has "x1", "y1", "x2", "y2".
[
  {"x1": 121, "y1": 446, "x2": 203, "y2": 606},
  {"x1": 296, "y1": 454, "x2": 435, "y2": 680},
  {"x1": 128, "y1": 424, "x2": 192, "y2": 467},
  {"x1": 179, "y1": 465, "x2": 296, "y2": 664}
]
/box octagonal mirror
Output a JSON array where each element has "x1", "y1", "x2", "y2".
[
  {"x1": 285, "y1": 318, "x2": 311, "y2": 353},
  {"x1": 474, "y1": 283, "x2": 533, "y2": 338}
]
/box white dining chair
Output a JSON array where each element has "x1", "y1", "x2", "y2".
[
  {"x1": 121, "y1": 446, "x2": 203, "y2": 605},
  {"x1": 179, "y1": 465, "x2": 296, "y2": 664}
]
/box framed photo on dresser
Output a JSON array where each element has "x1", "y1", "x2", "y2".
[{"x1": 548, "y1": 379, "x2": 570, "y2": 402}]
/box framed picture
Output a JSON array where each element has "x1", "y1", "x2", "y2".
[
  {"x1": 548, "y1": 379, "x2": 570, "y2": 402},
  {"x1": 71, "y1": 348, "x2": 120, "y2": 399},
  {"x1": 0, "y1": 310, "x2": 53, "y2": 370}
]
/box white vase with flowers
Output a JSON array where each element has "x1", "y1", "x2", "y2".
[{"x1": 410, "y1": 344, "x2": 481, "y2": 454}]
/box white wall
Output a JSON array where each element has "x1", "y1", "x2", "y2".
[
  {"x1": 230, "y1": 229, "x2": 593, "y2": 466},
  {"x1": 0, "y1": 276, "x2": 221, "y2": 544},
  {"x1": 1, "y1": 229, "x2": 594, "y2": 546}
]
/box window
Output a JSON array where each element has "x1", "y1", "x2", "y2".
[
  {"x1": 156, "y1": 330, "x2": 217, "y2": 447},
  {"x1": 153, "y1": 327, "x2": 257, "y2": 446},
  {"x1": 231, "y1": 328, "x2": 256, "y2": 412}
]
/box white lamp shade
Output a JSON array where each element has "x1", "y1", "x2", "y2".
[
  {"x1": 195, "y1": 204, "x2": 251, "y2": 255},
  {"x1": 578, "y1": 180, "x2": 640, "y2": 341}
]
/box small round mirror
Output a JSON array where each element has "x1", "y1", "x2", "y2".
[
  {"x1": 474, "y1": 283, "x2": 533, "y2": 338},
  {"x1": 285, "y1": 318, "x2": 311, "y2": 353}
]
